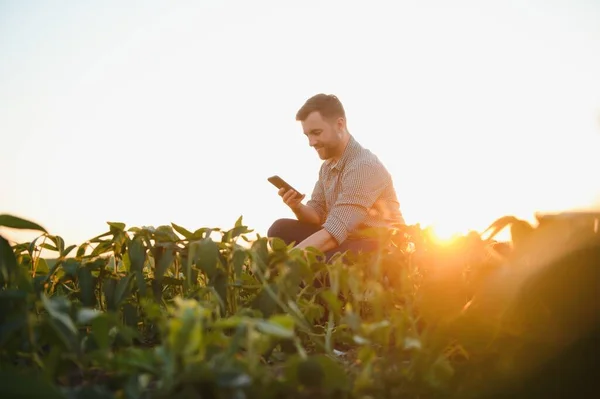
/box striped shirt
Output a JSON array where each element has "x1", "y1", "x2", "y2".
[{"x1": 306, "y1": 135, "x2": 405, "y2": 244}]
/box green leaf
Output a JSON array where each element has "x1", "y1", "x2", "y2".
[
  {"x1": 255, "y1": 314, "x2": 295, "y2": 339},
  {"x1": 212, "y1": 270, "x2": 228, "y2": 313},
  {"x1": 107, "y1": 221, "x2": 126, "y2": 231},
  {"x1": 48, "y1": 235, "x2": 65, "y2": 255},
  {"x1": 155, "y1": 225, "x2": 179, "y2": 242},
  {"x1": 77, "y1": 308, "x2": 102, "y2": 324},
  {"x1": 191, "y1": 238, "x2": 219, "y2": 280},
  {"x1": 232, "y1": 248, "x2": 246, "y2": 281},
  {"x1": 171, "y1": 223, "x2": 193, "y2": 239},
  {"x1": 102, "y1": 278, "x2": 117, "y2": 311},
  {"x1": 62, "y1": 259, "x2": 80, "y2": 277},
  {"x1": 128, "y1": 236, "x2": 146, "y2": 273},
  {"x1": 41, "y1": 294, "x2": 79, "y2": 352},
  {"x1": 153, "y1": 245, "x2": 174, "y2": 280},
  {"x1": 40, "y1": 243, "x2": 58, "y2": 251},
  {"x1": 77, "y1": 266, "x2": 96, "y2": 307},
  {"x1": 28, "y1": 235, "x2": 42, "y2": 256},
  {"x1": 162, "y1": 276, "x2": 184, "y2": 286},
  {"x1": 91, "y1": 240, "x2": 112, "y2": 257},
  {"x1": 62, "y1": 244, "x2": 77, "y2": 257},
  {"x1": 113, "y1": 274, "x2": 135, "y2": 310},
  {"x1": 311, "y1": 354, "x2": 349, "y2": 391},
  {"x1": 271, "y1": 237, "x2": 288, "y2": 252},
  {"x1": 0, "y1": 369, "x2": 64, "y2": 399},
  {"x1": 123, "y1": 303, "x2": 138, "y2": 327},
  {"x1": 0, "y1": 235, "x2": 18, "y2": 287},
  {"x1": 297, "y1": 357, "x2": 324, "y2": 388},
  {"x1": 0, "y1": 214, "x2": 47, "y2": 232},
  {"x1": 250, "y1": 284, "x2": 280, "y2": 318},
  {"x1": 92, "y1": 314, "x2": 112, "y2": 351},
  {"x1": 320, "y1": 290, "x2": 342, "y2": 317},
  {"x1": 36, "y1": 258, "x2": 50, "y2": 275},
  {"x1": 76, "y1": 243, "x2": 89, "y2": 258},
  {"x1": 229, "y1": 216, "x2": 253, "y2": 240}
]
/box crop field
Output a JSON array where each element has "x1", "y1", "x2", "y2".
[{"x1": 0, "y1": 213, "x2": 598, "y2": 398}]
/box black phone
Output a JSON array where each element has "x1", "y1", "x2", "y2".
[{"x1": 267, "y1": 175, "x2": 302, "y2": 195}]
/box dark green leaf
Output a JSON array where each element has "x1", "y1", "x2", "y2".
[
  {"x1": 153, "y1": 245, "x2": 174, "y2": 280},
  {"x1": 77, "y1": 267, "x2": 96, "y2": 307},
  {"x1": 113, "y1": 274, "x2": 135, "y2": 310},
  {"x1": 213, "y1": 269, "x2": 228, "y2": 313},
  {"x1": 320, "y1": 290, "x2": 342, "y2": 317},
  {"x1": 286, "y1": 354, "x2": 349, "y2": 392},
  {"x1": 102, "y1": 278, "x2": 117, "y2": 311},
  {"x1": 162, "y1": 276, "x2": 184, "y2": 286},
  {"x1": 297, "y1": 357, "x2": 324, "y2": 388},
  {"x1": 191, "y1": 238, "x2": 219, "y2": 280},
  {"x1": 123, "y1": 303, "x2": 138, "y2": 327},
  {"x1": 0, "y1": 312, "x2": 27, "y2": 347},
  {"x1": 250, "y1": 283, "x2": 280, "y2": 318},
  {"x1": 41, "y1": 295, "x2": 79, "y2": 352},
  {"x1": 92, "y1": 314, "x2": 112, "y2": 351},
  {"x1": 135, "y1": 270, "x2": 147, "y2": 296},
  {"x1": 232, "y1": 248, "x2": 246, "y2": 281},
  {"x1": 0, "y1": 235, "x2": 18, "y2": 287},
  {"x1": 128, "y1": 236, "x2": 146, "y2": 273},
  {"x1": 62, "y1": 259, "x2": 80, "y2": 277},
  {"x1": 0, "y1": 369, "x2": 64, "y2": 399},
  {"x1": 0, "y1": 214, "x2": 47, "y2": 232}
]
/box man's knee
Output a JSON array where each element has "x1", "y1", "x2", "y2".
[{"x1": 267, "y1": 218, "x2": 296, "y2": 239}]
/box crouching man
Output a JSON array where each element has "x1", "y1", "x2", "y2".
[{"x1": 267, "y1": 93, "x2": 405, "y2": 262}]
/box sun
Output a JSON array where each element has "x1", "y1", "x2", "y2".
[{"x1": 427, "y1": 223, "x2": 470, "y2": 243}]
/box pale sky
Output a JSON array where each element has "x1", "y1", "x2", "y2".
[{"x1": 1, "y1": 0, "x2": 600, "y2": 246}]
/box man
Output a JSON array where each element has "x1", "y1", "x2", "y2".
[{"x1": 267, "y1": 93, "x2": 405, "y2": 261}]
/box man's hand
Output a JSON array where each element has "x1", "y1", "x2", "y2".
[
  {"x1": 295, "y1": 228, "x2": 338, "y2": 254},
  {"x1": 276, "y1": 188, "x2": 322, "y2": 225},
  {"x1": 278, "y1": 188, "x2": 305, "y2": 211}
]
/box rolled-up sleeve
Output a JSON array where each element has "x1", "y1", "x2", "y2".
[
  {"x1": 306, "y1": 178, "x2": 327, "y2": 224},
  {"x1": 323, "y1": 161, "x2": 390, "y2": 244}
]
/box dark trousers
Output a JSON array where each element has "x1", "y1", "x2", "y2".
[{"x1": 267, "y1": 218, "x2": 378, "y2": 262}]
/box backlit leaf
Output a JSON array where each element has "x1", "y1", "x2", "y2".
[{"x1": 0, "y1": 214, "x2": 47, "y2": 232}]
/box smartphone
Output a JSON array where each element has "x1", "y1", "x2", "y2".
[{"x1": 267, "y1": 175, "x2": 302, "y2": 195}]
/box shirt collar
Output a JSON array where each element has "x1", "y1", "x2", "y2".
[{"x1": 327, "y1": 135, "x2": 358, "y2": 171}]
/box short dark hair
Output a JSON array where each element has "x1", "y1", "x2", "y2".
[{"x1": 295, "y1": 93, "x2": 346, "y2": 122}]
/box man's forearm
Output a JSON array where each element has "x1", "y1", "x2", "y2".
[
  {"x1": 294, "y1": 228, "x2": 338, "y2": 253},
  {"x1": 292, "y1": 204, "x2": 322, "y2": 225}
]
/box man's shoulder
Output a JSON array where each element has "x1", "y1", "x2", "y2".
[{"x1": 348, "y1": 143, "x2": 387, "y2": 173}]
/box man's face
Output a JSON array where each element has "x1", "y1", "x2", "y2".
[{"x1": 301, "y1": 111, "x2": 345, "y2": 160}]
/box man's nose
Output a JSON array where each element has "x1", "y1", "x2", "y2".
[{"x1": 309, "y1": 138, "x2": 318, "y2": 147}]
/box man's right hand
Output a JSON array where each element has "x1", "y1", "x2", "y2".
[{"x1": 279, "y1": 188, "x2": 306, "y2": 210}]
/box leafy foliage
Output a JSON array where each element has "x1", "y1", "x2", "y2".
[{"x1": 0, "y1": 212, "x2": 598, "y2": 398}]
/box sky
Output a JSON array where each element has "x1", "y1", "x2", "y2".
[{"x1": 1, "y1": 0, "x2": 600, "y2": 246}]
